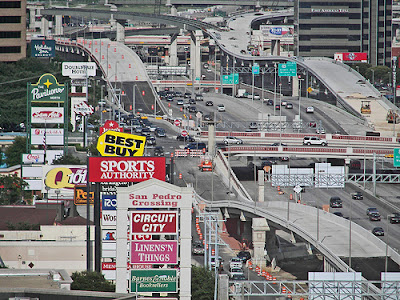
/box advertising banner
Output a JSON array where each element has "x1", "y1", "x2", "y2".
[
  {"x1": 131, "y1": 211, "x2": 177, "y2": 235},
  {"x1": 22, "y1": 153, "x2": 45, "y2": 164},
  {"x1": 129, "y1": 188, "x2": 181, "y2": 209},
  {"x1": 102, "y1": 229, "x2": 116, "y2": 242},
  {"x1": 130, "y1": 269, "x2": 177, "y2": 293},
  {"x1": 334, "y1": 52, "x2": 368, "y2": 62},
  {"x1": 28, "y1": 74, "x2": 66, "y2": 103},
  {"x1": 31, "y1": 39, "x2": 56, "y2": 57},
  {"x1": 130, "y1": 241, "x2": 178, "y2": 264},
  {"x1": 31, "y1": 107, "x2": 64, "y2": 124},
  {"x1": 260, "y1": 25, "x2": 294, "y2": 41},
  {"x1": 102, "y1": 195, "x2": 117, "y2": 210},
  {"x1": 43, "y1": 165, "x2": 87, "y2": 191},
  {"x1": 99, "y1": 120, "x2": 123, "y2": 135},
  {"x1": 97, "y1": 131, "x2": 146, "y2": 157},
  {"x1": 88, "y1": 157, "x2": 166, "y2": 182},
  {"x1": 30, "y1": 128, "x2": 64, "y2": 145},
  {"x1": 102, "y1": 211, "x2": 116, "y2": 226},
  {"x1": 62, "y1": 62, "x2": 97, "y2": 78},
  {"x1": 74, "y1": 185, "x2": 94, "y2": 205}
]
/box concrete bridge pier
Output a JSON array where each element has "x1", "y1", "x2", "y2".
[
  {"x1": 40, "y1": 17, "x2": 50, "y2": 37},
  {"x1": 292, "y1": 74, "x2": 299, "y2": 97},
  {"x1": 271, "y1": 39, "x2": 281, "y2": 56},
  {"x1": 54, "y1": 15, "x2": 63, "y2": 36},
  {"x1": 257, "y1": 170, "x2": 265, "y2": 202},
  {"x1": 170, "y1": 5, "x2": 177, "y2": 16},
  {"x1": 169, "y1": 34, "x2": 178, "y2": 66},
  {"x1": 190, "y1": 30, "x2": 203, "y2": 82},
  {"x1": 252, "y1": 218, "x2": 270, "y2": 268},
  {"x1": 115, "y1": 21, "x2": 125, "y2": 43}
]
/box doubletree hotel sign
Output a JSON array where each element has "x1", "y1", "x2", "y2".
[{"x1": 28, "y1": 73, "x2": 67, "y2": 103}]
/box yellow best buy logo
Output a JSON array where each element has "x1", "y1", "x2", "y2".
[{"x1": 97, "y1": 131, "x2": 146, "y2": 157}]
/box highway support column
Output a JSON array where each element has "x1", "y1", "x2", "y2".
[
  {"x1": 257, "y1": 170, "x2": 265, "y2": 202},
  {"x1": 252, "y1": 218, "x2": 270, "y2": 268},
  {"x1": 208, "y1": 123, "x2": 216, "y2": 157},
  {"x1": 190, "y1": 30, "x2": 203, "y2": 82},
  {"x1": 40, "y1": 17, "x2": 50, "y2": 38},
  {"x1": 218, "y1": 274, "x2": 229, "y2": 300},
  {"x1": 115, "y1": 22, "x2": 125, "y2": 43},
  {"x1": 54, "y1": 15, "x2": 63, "y2": 36},
  {"x1": 169, "y1": 34, "x2": 178, "y2": 66}
]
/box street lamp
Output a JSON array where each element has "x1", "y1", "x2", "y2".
[
  {"x1": 371, "y1": 69, "x2": 375, "y2": 85},
  {"x1": 385, "y1": 215, "x2": 390, "y2": 273}
]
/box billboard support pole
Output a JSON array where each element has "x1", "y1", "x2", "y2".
[
  {"x1": 86, "y1": 151, "x2": 91, "y2": 271},
  {"x1": 94, "y1": 182, "x2": 101, "y2": 272}
]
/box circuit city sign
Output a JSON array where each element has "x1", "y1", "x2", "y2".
[
  {"x1": 131, "y1": 211, "x2": 177, "y2": 235},
  {"x1": 88, "y1": 157, "x2": 166, "y2": 182}
]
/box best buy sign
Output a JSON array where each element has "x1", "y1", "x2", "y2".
[{"x1": 97, "y1": 131, "x2": 146, "y2": 157}]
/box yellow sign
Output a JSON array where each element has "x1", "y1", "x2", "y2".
[
  {"x1": 97, "y1": 131, "x2": 146, "y2": 157},
  {"x1": 307, "y1": 87, "x2": 313, "y2": 93}
]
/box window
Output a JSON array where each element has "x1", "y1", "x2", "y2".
[
  {"x1": 0, "y1": 46, "x2": 21, "y2": 53},
  {"x1": 0, "y1": 16, "x2": 21, "y2": 23},
  {"x1": 0, "y1": 31, "x2": 21, "y2": 38},
  {"x1": 0, "y1": 1, "x2": 21, "y2": 8}
]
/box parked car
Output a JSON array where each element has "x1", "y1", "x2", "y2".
[
  {"x1": 303, "y1": 136, "x2": 328, "y2": 146},
  {"x1": 176, "y1": 134, "x2": 195, "y2": 142},
  {"x1": 389, "y1": 212, "x2": 400, "y2": 224},
  {"x1": 206, "y1": 100, "x2": 214, "y2": 106},
  {"x1": 372, "y1": 227, "x2": 384, "y2": 236},
  {"x1": 352, "y1": 191, "x2": 363, "y2": 200},
  {"x1": 153, "y1": 146, "x2": 164, "y2": 156},
  {"x1": 369, "y1": 212, "x2": 381, "y2": 221},
  {"x1": 330, "y1": 196, "x2": 343, "y2": 208},
  {"x1": 224, "y1": 136, "x2": 243, "y2": 145},
  {"x1": 286, "y1": 102, "x2": 293, "y2": 109},
  {"x1": 306, "y1": 106, "x2": 315, "y2": 113},
  {"x1": 217, "y1": 104, "x2": 226, "y2": 112},
  {"x1": 366, "y1": 207, "x2": 379, "y2": 216}
]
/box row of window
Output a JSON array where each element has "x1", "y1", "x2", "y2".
[
  {"x1": 299, "y1": 13, "x2": 362, "y2": 19},
  {"x1": 299, "y1": 35, "x2": 360, "y2": 41},
  {"x1": 0, "y1": 46, "x2": 21, "y2": 54},
  {"x1": 299, "y1": 2, "x2": 362, "y2": 8},
  {"x1": 0, "y1": 31, "x2": 21, "y2": 38},
  {"x1": 0, "y1": 16, "x2": 21, "y2": 23},
  {"x1": 0, "y1": 1, "x2": 21, "y2": 8},
  {"x1": 299, "y1": 45, "x2": 361, "y2": 51},
  {"x1": 300, "y1": 24, "x2": 361, "y2": 29}
]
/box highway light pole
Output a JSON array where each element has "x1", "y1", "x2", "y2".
[
  {"x1": 392, "y1": 56, "x2": 397, "y2": 137},
  {"x1": 274, "y1": 63, "x2": 277, "y2": 116},
  {"x1": 385, "y1": 215, "x2": 389, "y2": 273}
]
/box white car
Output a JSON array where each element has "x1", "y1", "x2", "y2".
[
  {"x1": 306, "y1": 106, "x2": 314, "y2": 113},
  {"x1": 303, "y1": 136, "x2": 328, "y2": 146},
  {"x1": 316, "y1": 127, "x2": 326, "y2": 134},
  {"x1": 224, "y1": 136, "x2": 243, "y2": 145},
  {"x1": 217, "y1": 104, "x2": 226, "y2": 112},
  {"x1": 229, "y1": 267, "x2": 244, "y2": 279},
  {"x1": 229, "y1": 257, "x2": 243, "y2": 269},
  {"x1": 253, "y1": 94, "x2": 260, "y2": 100},
  {"x1": 281, "y1": 101, "x2": 288, "y2": 106},
  {"x1": 177, "y1": 99, "x2": 184, "y2": 105}
]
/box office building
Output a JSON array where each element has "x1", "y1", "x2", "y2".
[
  {"x1": 294, "y1": 0, "x2": 392, "y2": 66},
  {"x1": 0, "y1": 0, "x2": 26, "y2": 62}
]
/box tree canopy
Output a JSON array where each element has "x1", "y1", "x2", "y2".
[
  {"x1": 191, "y1": 265, "x2": 215, "y2": 300},
  {"x1": 4, "y1": 136, "x2": 26, "y2": 167},
  {"x1": 71, "y1": 271, "x2": 115, "y2": 292}
]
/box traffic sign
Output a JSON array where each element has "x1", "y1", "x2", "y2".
[
  {"x1": 293, "y1": 185, "x2": 303, "y2": 194},
  {"x1": 196, "y1": 111, "x2": 202, "y2": 119},
  {"x1": 307, "y1": 87, "x2": 313, "y2": 93},
  {"x1": 181, "y1": 130, "x2": 188, "y2": 137},
  {"x1": 174, "y1": 119, "x2": 181, "y2": 127},
  {"x1": 252, "y1": 64, "x2": 260, "y2": 75},
  {"x1": 394, "y1": 148, "x2": 400, "y2": 167},
  {"x1": 278, "y1": 62, "x2": 297, "y2": 77},
  {"x1": 221, "y1": 73, "x2": 239, "y2": 84}
]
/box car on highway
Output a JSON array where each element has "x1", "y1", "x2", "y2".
[
  {"x1": 367, "y1": 207, "x2": 379, "y2": 216},
  {"x1": 229, "y1": 257, "x2": 243, "y2": 269},
  {"x1": 330, "y1": 196, "x2": 343, "y2": 208},
  {"x1": 389, "y1": 212, "x2": 400, "y2": 224},
  {"x1": 195, "y1": 94, "x2": 204, "y2": 101},
  {"x1": 166, "y1": 96, "x2": 174, "y2": 102},
  {"x1": 231, "y1": 274, "x2": 246, "y2": 280},
  {"x1": 266, "y1": 99, "x2": 274, "y2": 105},
  {"x1": 303, "y1": 136, "x2": 328, "y2": 146},
  {"x1": 217, "y1": 104, "x2": 226, "y2": 112},
  {"x1": 369, "y1": 212, "x2": 381, "y2": 221},
  {"x1": 249, "y1": 122, "x2": 258, "y2": 130},
  {"x1": 189, "y1": 98, "x2": 196, "y2": 104},
  {"x1": 203, "y1": 114, "x2": 213, "y2": 121},
  {"x1": 281, "y1": 101, "x2": 287, "y2": 107},
  {"x1": 176, "y1": 134, "x2": 195, "y2": 142},
  {"x1": 372, "y1": 227, "x2": 384, "y2": 236},
  {"x1": 237, "y1": 251, "x2": 251, "y2": 263},
  {"x1": 309, "y1": 121, "x2": 317, "y2": 127},
  {"x1": 177, "y1": 99, "x2": 184, "y2": 105},
  {"x1": 253, "y1": 94, "x2": 260, "y2": 100},
  {"x1": 192, "y1": 241, "x2": 204, "y2": 255},
  {"x1": 352, "y1": 191, "x2": 363, "y2": 200},
  {"x1": 155, "y1": 128, "x2": 166, "y2": 137},
  {"x1": 146, "y1": 136, "x2": 156, "y2": 146},
  {"x1": 306, "y1": 106, "x2": 315, "y2": 113},
  {"x1": 175, "y1": 91, "x2": 183, "y2": 97},
  {"x1": 141, "y1": 127, "x2": 151, "y2": 137},
  {"x1": 188, "y1": 106, "x2": 197, "y2": 113},
  {"x1": 271, "y1": 142, "x2": 287, "y2": 146},
  {"x1": 229, "y1": 268, "x2": 244, "y2": 279},
  {"x1": 153, "y1": 146, "x2": 164, "y2": 156},
  {"x1": 184, "y1": 92, "x2": 191, "y2": 98},
  {"x1": 275, "y1": 104, "x2": 280, "y2": 110},
  {"x1": 286, "y1": 102, "x2": 293, "y2": 109},
  {"x1": 333, "y1": 212, "x2": 344, "y2": 217},
  {"x1": 316, "y1": 127, "x2": 326, "y2": 134},
  {"x1": 185, "y1": 142, "x2": 207, "y2": 150},
  {"x1": 206, "y1": 100, "x2": 214, "y2": 106},
  {"x1": 224, "y1": 136, "x2": 243, "y2": 145}
]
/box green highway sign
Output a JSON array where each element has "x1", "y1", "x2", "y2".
[
  {"x1": 252, "y1": 64, "x2": 260, "y2": 75},
  {"x1": 394, "y1": 148, "x2": 400, "y2": 167},
  {"x1": 278, "y1": 62, "x2": 297, "y2": 77},
  {"x1": 221, "y1": 73, "x2": 239, "y2": 84},
  {"x1": 130, "y1": 269, "x2": 177, "y2": 293}
]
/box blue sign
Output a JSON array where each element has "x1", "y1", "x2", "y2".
[
  {"x1": 31, "y1": 39, "x2": 55, "y2": 57},
  {"x1": 102, "y1": 195, "x2": 117, "y2": 210},
  {"x1": 252, "y1": 64, "x2": 260, "y2": 75}
]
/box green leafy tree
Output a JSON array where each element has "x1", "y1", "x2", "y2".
[
  {"x1": 191, "y1": 265, "x2": 215, "y2": 300},
  {"x1": 52, "y1": 154, "x2": 82, "y2": 165},
  {"x1": 71, "y1": 271, "x2": 115, "y2": 292},
  {"x1": 0, "y1": 174, "x2": 28, "y2": 205},
  {"x1": 4, "y1": 136, "x2": 26, "y2": 167}
]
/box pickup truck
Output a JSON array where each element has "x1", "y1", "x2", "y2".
[
  {"x1": 229, "y1": 257, "x2": 243, "y2": 269},
  {"x1": 389, "y1": 213, "x2": 400, "y2": 224}
]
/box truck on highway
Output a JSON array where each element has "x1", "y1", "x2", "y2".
[{"x1": 237, "y1": 89, "x2": 248, "y2": 98}]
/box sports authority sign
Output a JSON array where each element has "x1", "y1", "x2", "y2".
[
  {"x1": 88, "y1": 157, "x2": 166, "y2": 182},
  {"x1": 62, "y1": 62, "x2": 97, "y2": 78},
  {"x1": 31, "y1": 107, "x2": 64, "y2": 123},
  {"x1": 28, "y1": 73, "x2": 66, "y2": 103},
  {"x1": 97, "y1": 131, "x2": 146, "y2": 157},
  {"x1": 130, "y1": 211, "x2": 177, "y2": 235},
  {"x1": 130, "y1": 241, "x2": 178, "y2": 264}
]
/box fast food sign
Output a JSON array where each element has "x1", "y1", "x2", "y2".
[
  {"x1": 97, "y1": 131, "x2": 146, "y2": 157},
  {"x1": 131, "y1": 211, "x2": 177, "y2": 235},
  {"x1": 88, "y1": 157, "x2": 166, "y2": 182}
]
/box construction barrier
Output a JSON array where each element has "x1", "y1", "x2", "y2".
[
  {"x1": 212, "y1": 249, "x2": 215, "y2": 255},
  {"x1": 262, "y1": 270, "x2": 266, "y2": 278},
  {"x1": 248, "y1": 260, "x2": 253, "y2": 270},
  {"x1": 290, "y1": 194, "x2": 293, "y2": 200},
  {"x1": 272, "y1": 276, "x2": 277, "y2": 283},
  {"x1": 179, "y1": 173, "x2": 182, "y2": 179},
  {"x1": 282, "y1": 286, "x2": 287, "y2": 294},
  {"x1": 277, "y1": 186, "x2": 281, "y2": 191}
]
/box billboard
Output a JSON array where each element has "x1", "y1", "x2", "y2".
[
  {"x1": 74, "y1": 185, "x2": 94, "y2": 205},
  {"x1": 130, "y1": 269, "x2": 177, "y2": 293},
  {"x1": 99, "y1": 120, "x2": 123, "y2": 135},
  {"x1": 88, "y1": 157, "x2": 166, "y2": 182},
  {"x1": 30, "y1": 128, "x2": 64, "y2": 145},
  {"x1": 31, "y1": 39, "x2": 55, "y2": 57},
  {"x1": 22, "y1": 153, "x2": 45, "y2": 164},
  {"x1": 131, "y1": 211, "x2": 177, "y2": 235},
  {"x1": 31, "y1": 107, "x2": 64, "y2": 124},
  {"x1": 28, "y1": 74, "x2": 66, "y2": 103},
  {"x1": 62, "y1": 62, "x2": 97, "y2": 78},
  {"x1": 334, "y1": 52, "x2": 368, "y2": 62},
  {"x1": 97, "y1": 131, "x2": 146, "y2": 157},
  {"x1": 102, "y1": 195, "x2": 117, "y2": 210},
  {"x1": 260, "y1": 25, "x2": 294, "y2": 42},
  {"x1": 130, "y1": 241, "x2": 178, "y2": 264},
  {"x1": 43, "y1": 165, "x2": 87, "y2": 190}
]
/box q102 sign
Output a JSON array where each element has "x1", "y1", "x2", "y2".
[{"x1": 102, "y1": 195, "x2": 117, "y2": 211}]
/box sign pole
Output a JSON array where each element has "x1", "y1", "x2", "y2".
[
  {"x1": 94, "y1": 182, "x2": 101, "y2": 272},
  {"x1": 86, "y1": 151, "x2": 91, "y2": 271}
]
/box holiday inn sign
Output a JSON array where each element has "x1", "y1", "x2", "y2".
[{"x1": 28, "y1": 73, "x2": 67, "y2": 103}]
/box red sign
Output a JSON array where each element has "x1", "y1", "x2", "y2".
[
  {"x1": 102, "y1": 262, "x2": 151, "y2": 270},
  {"x1": 130, "y1": 241, "x2": 178, "y2": 264},
  {"x1": 174, "y1": 119, "x2": 181, "y2": 127},
  {"x1": 88, "y1": 157, "x2": 166, "y2": 182},
  {"x1": 131, "y1": 211, "x2": 177, "y2": 235},
  {"x1": 335, "y1": 52, "x2": 367, "y2": 62},
  {"x1": 181, "y1": 130, "x2": 188, "y2": 137},
  {"x1": 102, "y1": 262, "x2": 116, "y2": 270},
  {"x1": 100, "y1": 120, "x2": 123, "y2": 135}
]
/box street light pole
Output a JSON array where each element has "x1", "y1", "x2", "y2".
[
  {"x1": 385, "y1": 215, "x2": 389, "y2": 273},
  {"x1": 274, "y1": 63, "x2": 277, "y2": 116}
]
